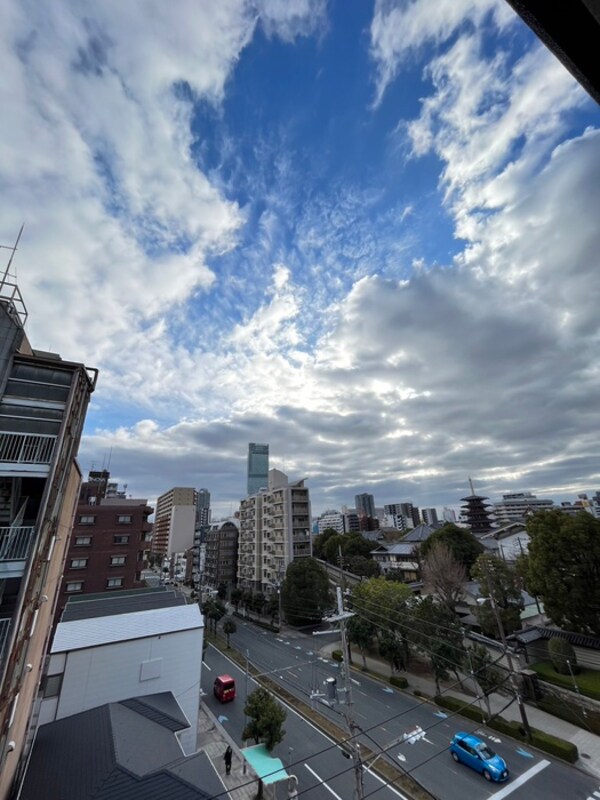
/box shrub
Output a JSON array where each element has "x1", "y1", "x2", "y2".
[
  {"x1": 390, "y1": 676, "x2": 408, "y2": 689},
  {"x1": 331, "y1": 650, "x2": 343, "y2": 663},
  {"x1": 536, "y1": 697, "x2": 600, "y2": 736},
  {"x1": 434, "y1": 695, "x2": 485, "y2": 724},
  {"x1": 530, "y1": 730, "x2": 578, "y2": 763},
  {"x1": 548, "y1": 638, "x2": 578, "y2": 675}
]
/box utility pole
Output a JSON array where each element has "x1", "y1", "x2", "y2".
[
  {"x1": 325, "y1": 587, "x2": 365, "y2": 800},
  {"x1": 481, "y1": 558, "x2": 531, "y2": 739}
]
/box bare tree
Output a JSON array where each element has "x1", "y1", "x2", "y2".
[{"x1": 422, "y1": 542, "x2": 466, "y2": 615}]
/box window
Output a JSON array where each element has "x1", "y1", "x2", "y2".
[
  {"x1": 66, "y1": 581, "x2": 83, "y2": 592},
  {"x1": 79, "y1": 515, "x2": 95, "y2": 525},
  {"x1": 106, "y1": 577, "x2": 123, "y2": 588},
  {"x1": 42, "y1": 674, "x2": 63, "y2": 698},
  {"x1": 117, "y1": 514, "x2": 132, "y2": 524},
  {"x1": 113, "y1": 535, "x2": 130, "y2": 544},
  {"x1": 70, "y1": 558, "x2": 88, "y2": 569},
  {"x1": 74, "y1": 536, "x2": 91, "y2": 546},
  {"x1": 110, "y1": 555, "x2": 126, "y2": 566}
]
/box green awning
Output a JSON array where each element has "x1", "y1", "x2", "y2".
[{"x1": 241, "y1": 744, "x2": 289, "y2": 785}]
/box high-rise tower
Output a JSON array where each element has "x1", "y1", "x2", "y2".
[{"x1": 247, "y1": 443, "x2": 269, "y2": 496}]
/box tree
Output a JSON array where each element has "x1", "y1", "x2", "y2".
[
  {"x1": 265, "y1": 593, "x2": 279, "y2": 625},
  {"x1": 472, "y1": 555, "x2": 523, "y2": 638},
  {"x1": 548, "y1": 637, "x2": 579, "y2": 675},
  {"x1": 252, "y1": 592, "x2": 266, "y2": 616},
  {"x1": 222, "y1": 615, "x2": 237, "y2": 648},
  {"x1": 523, "y1": 510, "x2": 600, "y2": 635},
  {"x1": 419, "y1": 524, "x2": 484, "y2": 575},
  {"x1": 422, "y1": 542, "x2": 467, "y2": 614},
  {"x1": 203, "y1": 599, "x2": 227, "y2": 634},
  {"x1": 281, "y1": 558, "x2": 331, "y2": 626},
  {"x1": 217, "y1": 582, "x2": 228, "y2": 601},
  {"x1": 379, "y1": 631, "x2": 407, "y2": 675},
  {"x1": 242, "y1": 687, "x2": 287, "y2": 751},
  {"x1": 409, "y1": 596, "x2": 465, "y2": 694},
  {"x1": 351, "y1": 577, "x2": 413, "y2": 669},
  {"x1": 312, "y1": 528, "x2": 339, "y2": 560},
  {"x1": 231, "y1": 586, "x2": 243, "y2": 611},
  {"x1": 467, "y1": 644, "x2": 506, "y2": 716},
  {"x1": 347, "y1": 615, "x2": 376, "y2": 669},
  {"x1": 347, "y1": 555, "x2": 380, "y2": 578},
  {"x1": 322, "y1": 533, "x2": 375, "y2": 566}
]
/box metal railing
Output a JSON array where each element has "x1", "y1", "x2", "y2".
[
  {"x1": 0, "y1": 432, "x2": 56, "y2": 464},
  {"x1": 0, "y1": 617, "x2": 11, "y2": 670},
  {"x1": 0, "y1": 526, "x2": 36, "y2": 562}
]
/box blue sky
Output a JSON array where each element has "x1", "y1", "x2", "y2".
[{"x1": 1, "y1": 0, "x2": 599, "y2": 517}]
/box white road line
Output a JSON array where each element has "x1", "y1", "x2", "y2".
[
  {"x1": 363, "y1": 765, "x2": 410, "y2": 799},
  {"x1": 488, "y1": 760, "x2": 551, "y2": 799},
  {"x1": 593, "y1": 792, "x2": 600, "y2": 799},
  {"x1": 304, "y1": 764, "x2": 344, "y2": 800},
  {"x1": 202, "y1": 662, "x2": 212, "y2": 671}
]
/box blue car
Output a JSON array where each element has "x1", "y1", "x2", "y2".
[{"x1": 450, "y1": 732, "x2": 509, "y2": 782}]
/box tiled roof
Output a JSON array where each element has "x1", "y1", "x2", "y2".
[
  {"x1": 19, "y1": 695, "x2": 218, "y2": 800},
  {"x1": 514, "y1": 625, "x2": 600, "y2": 650}
]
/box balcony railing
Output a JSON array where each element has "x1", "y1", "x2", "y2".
[
  {"x1": 0, "y1": 526, "x2": 36, "y2": 562},
  {"x1": 0, "y1": 432, "x2": 56, "y2": 465},
  {"x1": 0, "y1": 617, "x2": 11, "y2": 670}
]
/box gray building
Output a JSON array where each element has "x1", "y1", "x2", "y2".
[
  {"x1": 247, "y1": 442, "x2": 269, "y2": 496},
  {"x1": 422, "y1": 507, "x2": 439, "y2": 525},
  {"x1": 355, "y1": 492, "x2": 375, "y2": 519},
  {"x1": 196, "y1": 487, "x2": 211, "y2": 526}
]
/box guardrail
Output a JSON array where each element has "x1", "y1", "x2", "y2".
[
  {"x1": 0, "y1": 432, "x2": 56, "y2": 464},
  {"x1": 0, "y1": 526, "x2": 36, "y2": 561}
]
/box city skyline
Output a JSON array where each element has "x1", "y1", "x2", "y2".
[{"x1": 2, "y1": 1, "x2": 599, "y2": 518}]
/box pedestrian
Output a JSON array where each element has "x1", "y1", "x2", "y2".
[{"x1": 224, "y1": 745, "x2": 232, "y2": 775}]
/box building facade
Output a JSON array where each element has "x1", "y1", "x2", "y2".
[
  {"x1": 196, "y1": 488, "x2": 211, "y2": 527},
  {"x1": 355, "y1": 493, "x2": 375, "y2": 519},
  {"x1": 0, "y1": 271, "x2": 96, "y2": 799},
  {"x1": 54, "y1": 488, "x2": 152, "y2": 624},
  {"x1": 203, "y1": 519, "x2": 239, "y2": 591},
  {"x1": 422, "y1": 507, "x2": 439, "y2": 526},
  {"x1": 492, "y1": 492, "x2": 554, "y2": 524},
  {"x1": 238, "y1": 469, "x2": 312, "y2": 594},
  {"x1": 247, "y1": 442, "x2": 269, "y2": 496},
  {"x1": 152, "y1": 487, "x2": 197, "y2": 557}
]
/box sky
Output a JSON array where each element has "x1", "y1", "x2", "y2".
[{"x1": 1, "y1": 0, "x2": 599, "y2": 518}]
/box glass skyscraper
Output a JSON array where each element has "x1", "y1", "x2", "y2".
[{"x1": 247, "y1": 443, "x2": 269, "y2": 495}]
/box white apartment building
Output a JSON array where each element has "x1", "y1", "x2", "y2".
[
  {"x1": 152, "y1": 486, "x2": 198, "y2": 556},
  {"x1": 238, "y1": 469, "x2": 312, "y2": 594},
  {"x1": 317, "y1": 510, "x2": 345, "y2": 534},
  {"x1": 492, "y1": 492, "x2": 554, "y2": 525}
]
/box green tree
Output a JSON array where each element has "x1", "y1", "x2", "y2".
[
  {"x1": 231, "y1": 586, "x2": 243, "y2": 611},
  {"x1": 222, "y1": 615, "x2": 237, "y2": 648},
  {"x1": 203, "y1": 599, "x2": 227, "y2": 634},
  {"x1": 419, "y1": 524, "x2": 484, "y2": 575},
  {"x1": 347, "y1": 615, "x2": 376, "y2": 669},
  {"x1": 523, "y1": 510, "x2": 600, "y2": 635},
  {"x1": 242, "y1": 687, "x2": 287, "y2": 751},
  {"x1": 379, "y1": 630, "x2": 406, "y2": 675},
  {"x1": 548, "y1": 637, "x2": 579, "y2": 675},
  {"x1": 410, "y1": 596, "x2": 465, "y2": 694},
  {"x1": 322, "y1": 533, "x2": 374, "y2": 566},
  {"x1": 467, "y1": 644, "x2": 506, "y2": 717},
  {"x1": 351, "y1": 577, "x2": 413, "y2": 668},
  {"x1": 217, "y1": 582, "x2": 228, "y2": 601},
  {"x1": 312, "y1": 528, "x2": 339, "y2": 560},
  {"x1": 265, "y1": 593, "x2": 279, "y2": 625},
  {"x1": 281, "y1": 558, "x2": 331, "y2": 626},
  {"x1": 347, "y1": 555, "x2": 380, "y2": 578},
  {"x1": 252, "y1": 592, "x2": 266, "y2": 615},
  {"x1": 472, "y1": 555, "x2": 524, "y2": 638}
]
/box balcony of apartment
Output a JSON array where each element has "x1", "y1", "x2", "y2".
[
  {"x1": 0, "y1": 525, "x2": 36, "y2": 578},
  {"x1": 0, "y1": 615, "x2": 11, "y2": 671},
  {"x1": 0, "y1": 431, "x2": 56, "y2": 476}
]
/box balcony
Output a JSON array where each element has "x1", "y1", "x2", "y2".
[
  {"x1": 0, "y1": 432, "x2": 57, "y2": 475},
  {"x1": 0, "y1": 526, "x2": 36, "y2": 578},
  {"x1": 0, "y1": 617, "x2": 11, "y2": 671}
]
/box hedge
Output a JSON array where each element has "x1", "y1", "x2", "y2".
[
  {"x1": 390, "y1": 675, "x2": 408, "y2": 689},
  {"x1": 331, "y1": 650, "x2": 343, "y2": 662},
  {"x1": 532, "y1": 662, "x2": 600, "y2": 701},
  {"x1": 536, "y1": 697, "x2": 600, "y2": 736},
  {"x1": 434, "y1": 694, "x2": 578, "y2": 763}
]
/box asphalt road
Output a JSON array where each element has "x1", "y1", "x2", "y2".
[
  {"x1": 222, "y1": 619, "x2": 600, "y2": 800},
  {"x1": 202, "y1": 644, "x2": 409, "y2": 800}
]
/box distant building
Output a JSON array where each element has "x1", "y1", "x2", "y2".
[
  {"x1": 461, "y1": 479, "x2": 494, "y2": 536},
  {"x1": 54, "y1": 474, "x2": 152, "y2": 624},
  {"x1": 196, "y1": 487, "x2": 211, "y2": 526},
  {"x1": 422, "y1": 507, "x2": 439, "y2": 526},
  {"x1": 492, "y1": 492, "x2": 553, "y2": 524},
  {"x1": 152, "y1": 487, "x2": 197, "y2": 556},
  {"x1": 317, "y1": 510, "x2": 345, "y2": 534},
  {"x1": 370, "y1": 523, "x2": 439, "y2": 581},
  {"x1": 442, "y1": 507, "x2": 457, "y2": 523},
  {"x1": 203, "y1": 518, "x2": 239, "y2": 591},
  {"x1": 384, "y1": 502, "x2": 420, "y2": 530},
  {"x1": 247, "y1": 442, "x2": 269, "y2": 496},
  {"x1": 238, "y1": 469, "x2": 311, "y2": 594},
  {"x1": 355, "y1": 492, "x2": 375, "y2": 519},
  {"x1": 0, "y1": 258, "x2": 96, "y2": 799}
]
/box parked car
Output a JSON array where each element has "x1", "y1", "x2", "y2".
[{"x1": 450, "y1": 732, "x2": 508, "y2": 782}]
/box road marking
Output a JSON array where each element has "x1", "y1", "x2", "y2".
[
  {"x1": 202, "y1": 662, "x2": 212, "y2": 671},
  {"x1": 488, "y1": 760, "x2": 550, "y2": 799},
  {"x1": 304, "y1": 764, "x2": 344, "y2": 800},
  {"x1": 515, "y1": 747, "x2": 534, "y2": 759}
]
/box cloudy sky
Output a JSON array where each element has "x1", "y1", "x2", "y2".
[{"x1": 2, "y1": 0, "x2": 598, "y2": 517}]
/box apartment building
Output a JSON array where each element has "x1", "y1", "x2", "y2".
[
  {"x1": 0, "y1": 266, "x2": 96, "y2": 799},
  {"x1": 238, "y1": 469, "x2": 311, "y2": 594},
  {"x1": 492, "y1": 492, "x2": 554, "y2": 524},
  {"x1": 151, "y1": 487, "x2": 197, "y2": 557},
  {"x1": 203, "y1": 518, "x2": 239, "y2": 591}
]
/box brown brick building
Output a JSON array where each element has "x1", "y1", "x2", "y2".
[{"x1": 54, "y1": 486, "x2": 153, "y2": 624}]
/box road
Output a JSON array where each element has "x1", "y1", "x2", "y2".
[
  {"x1": 202, "y1": 644, "x2": 410, "y2": 800},
  {"x1": 222, "y1": 619, "x2": 600, "y2": 800}
]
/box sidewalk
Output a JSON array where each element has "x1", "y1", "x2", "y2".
[
  {"x1": 318, "y1": 641, "x2": 600, "y2": 779},
  {"x1": 198, "y1": 703, "x2": 264, "y2": 800}
]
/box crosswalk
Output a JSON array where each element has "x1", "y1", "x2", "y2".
[{"x1": 586, "y1": 789, "x2": 600, "y2": 800}]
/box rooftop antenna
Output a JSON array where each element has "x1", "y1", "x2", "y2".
[
  {"x1": 0, "y1": 224, "x2": 24, "y2": 277},
  {"x1": 106, "y1": 446, "x2": 113, "y2": 471},
  {"x1": 0, "y1": 225, "x2": 28, "y2": 327}
]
